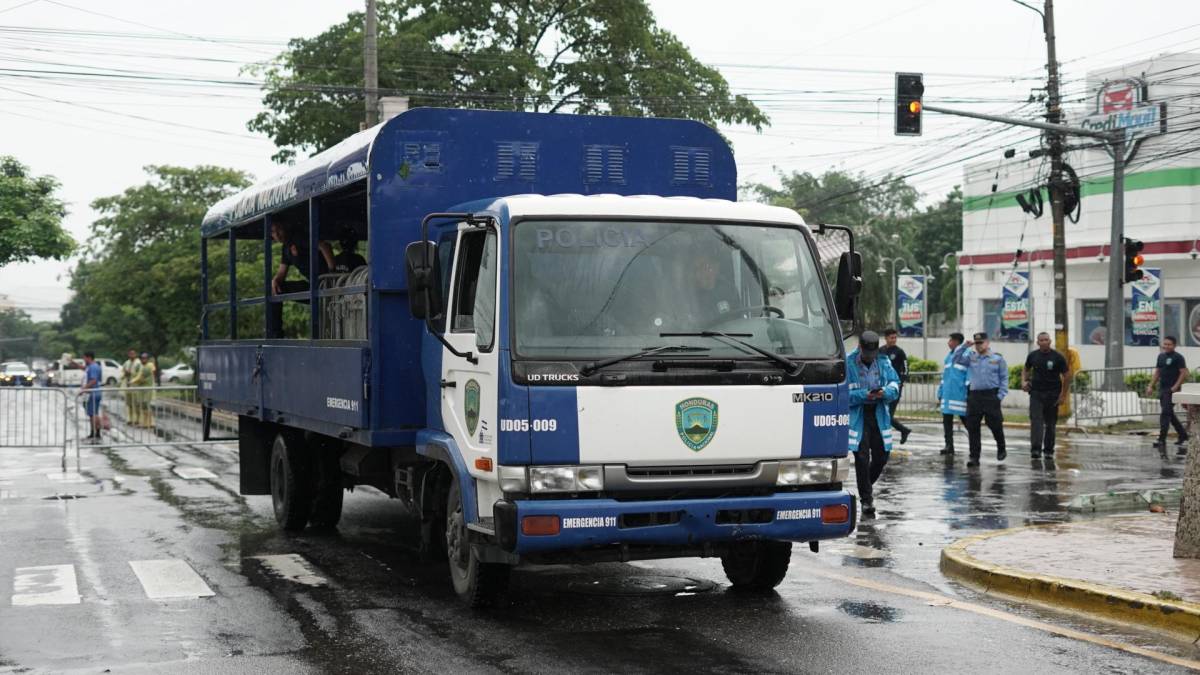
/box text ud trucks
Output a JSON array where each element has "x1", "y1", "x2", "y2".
[{"x1": 198, "y1": 108, "x2": 863, "y2": 606}]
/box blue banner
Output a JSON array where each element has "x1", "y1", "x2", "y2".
[
  {"x1": 896, "y1": 274, "x2": 924, "y2": 337},
  {"x1": 1000, "y1": 271, "x2": 1030, "y2": 341},
  {"x1": 1130, "y1": 267, "x2": 1161, "y2": 346}
]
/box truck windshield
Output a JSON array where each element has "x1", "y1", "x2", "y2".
[{"x1": 513, "y1": 220, "x2": 839, "y2": 360}]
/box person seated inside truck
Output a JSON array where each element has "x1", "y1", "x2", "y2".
[
  {"x1": 676, "y1": 240, "x2": 742, "y2": 330},
  {"x1": 332, "y1": 236, "x2": 367, "y2": 274},
  {"x1": 270, "y1": 219, "x2": 334, "y2": 295}
]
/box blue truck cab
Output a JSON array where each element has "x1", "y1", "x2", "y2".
[{"x1": 198, "y1": 108, "x2": 863, "y2": 605}]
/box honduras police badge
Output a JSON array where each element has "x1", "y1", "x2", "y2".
[{"x1": 675, "y1": 397, "x2": 718, "y2": 451}]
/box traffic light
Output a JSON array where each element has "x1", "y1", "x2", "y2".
[
  {"x1": 1123, "y1": 238, "x2": 1145, "y2": 283},
  {"x1": 895, "y1": 72, "x2": 924, "y2": 136}
]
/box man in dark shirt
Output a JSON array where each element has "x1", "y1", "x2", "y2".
[
  {"x1": 332, "y1": 236, "x2": 367, "y2": 274},
  {"x1": 1021, "y1": 332, "x2": 1068, "y2": 459},
  {"x1": 1147, "y1": 335, "x2": 1189, "y2": 451},
  {"x1": 880, "y1": 328, "x2": 911, "y2": 444}
]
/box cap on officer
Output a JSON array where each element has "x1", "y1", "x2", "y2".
[
  {"x1": 973, "y1": 332, "x2": 988, "y2": 343},
  {"x1": 859, "y1": 331, "x2": 880, "y2": 354}
]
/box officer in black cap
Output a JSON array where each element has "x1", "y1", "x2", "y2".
[
  {"x1": 953, "y1": 331, "x2": 1009, "y2": 467},
  {"x1": 848, "y1": 330, "x2": 901, "y2": 517}
]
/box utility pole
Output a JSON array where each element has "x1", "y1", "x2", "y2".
[
  {"x1": 363, "y1": 0, "x2": 379, "y2": 128},
  {"x1": 1105, "y1": 137, "x2": 1127, "y2": 373},
  {"x1": 1042, "y1": 0, "x2": 1070, "y2": 358}
]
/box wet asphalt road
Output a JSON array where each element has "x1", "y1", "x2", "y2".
[{"x1": 1, "y1": 394, "x2": 1197, "y2": 673}]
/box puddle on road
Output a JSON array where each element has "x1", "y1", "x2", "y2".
[
  {"x1": 569, "y1": 575, "x2": 716, "y2": 597},
  {"x1": 837, "y1": 600, "x2": 902, "y2": 623}
]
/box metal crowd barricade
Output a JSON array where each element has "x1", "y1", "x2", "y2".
[
  {"x1": 0, "y1": 386, "x2": 79, "y2": 471},
  {"x1": 84, "y1": 384, "x2": 238, "y2": 448},
  {"x1": 1070, "y1": 366, "x2": 1164, "y2": 427},
  {"x1": 893, "y1": 371, "x2": 942, "y2": 415},
  {"x1": 319, "y1": 266, "x2": 369, "y2": 340}
]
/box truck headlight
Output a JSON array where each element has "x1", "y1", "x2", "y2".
[
  {"x1": 519, "y1": 465, "x2": 606, "y2": 493},
  {"x1": 777, "y1": 458, "x2": 849, "y2": 486}
]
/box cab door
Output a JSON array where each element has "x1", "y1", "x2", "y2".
[{"x1": 439, "y1": 226, "x2": 501, "y2": 514}]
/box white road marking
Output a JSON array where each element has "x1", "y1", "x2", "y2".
[
  {"x1": 0, "y1": 489, "x2": 19, "y2": 499},
  {"x1": 12, "y1": 564, "x2": 81, "y2": 606},
  {"x1": 128, "y1": 559, "x2": 214, "y2": 599},
  {"x1": 172, "y1": 466, "x2": 217, "y2": 480},
  {"x1": 250, "y1": 554, "x2": 328, "y2": 587}
]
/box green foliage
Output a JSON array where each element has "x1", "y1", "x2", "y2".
[
  {"x1": 0, "y1": 156, "x2": 73, "y2": 267},
  {"x1": 63, "y1": 166, "x2": 252, "y2": 358},
  {"x1": 901, "y1": 187, "x2": 962, "y2": 318},
  {"x1": 1073, "y1": 370, "x2": 1091, "y2": 393},
  {"x1": 249, "y1": 0, "x2": 768, "y2": 162},
  {"x1": 908, "y1": 357, "x2": 939, "y2": 373},
  {"x1": 745, "y1": 169, "x2": 921, "y2": 327},
  {"x1": 1008, "y1": 364, "x2": 1023, "y2": 391},
  {"x1": 1125, "y1": 372, "x2": 1153, "y2": 397},
  {"x1": 0, "y1": 309, "x2": 69, "y2": 361}
]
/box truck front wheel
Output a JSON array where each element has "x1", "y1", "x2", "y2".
[
  {"x1": 270, "y1": 433, "x2": 311, "y2": 531},
  {"x1": 445, "y1": 479, "x2": 510, "y2": 607},
  {"x1": 721, "y1": 540, "x2": 792, "y2": 591}
]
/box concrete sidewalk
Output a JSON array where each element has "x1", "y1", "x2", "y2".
[{"x1": 941, "y1": 513, "x2": 1200, "y2": 641}]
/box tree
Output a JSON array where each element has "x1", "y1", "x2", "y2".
[
  {"x1": 249, "y1": 0, "x2": 768, "y2": 162},
  {"x1": 0, "y1": 156, "x2": 73, "y2": 268},
  {"x1": 899, "y1": 187, "x2": 962, "y2": 320},
  {"x1": 64, "y1": 166, "x2": 251, "y2": 358},
  {"x1": 746, "y1": 170, "x2": 921, "y2": 328}
]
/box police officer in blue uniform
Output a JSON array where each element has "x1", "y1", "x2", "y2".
[
  {"x1": 847, "y1": 331, "x2": 901, "y2": 517},
  {"x1": 956, "y1": 332, "x2": 1008, "y2": 467}
]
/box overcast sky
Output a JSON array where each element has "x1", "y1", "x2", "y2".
[{"x1": 2, "y1": 0, "x2": 1199, "y2": 320}]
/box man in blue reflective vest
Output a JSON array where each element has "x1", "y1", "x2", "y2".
[
  {"x1": 936, "y1": 332, "x2": 969, "y2": 456},
  {"x1": 847, "y1": 331, "x2": 901, "y2": 518},
  {"x1": 956, "y1": 332, "x2": 1008, "y2": 467}
]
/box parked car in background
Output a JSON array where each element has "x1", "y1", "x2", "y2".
[
  {"x1": 161, "y1": 363, "x2": 194, "y2": 384},
  {"x1": 45, "y1": 358, "x2": 84, "y2": 387},
  {"x1": 99, "y1": 358, "x2": 122, "y2": 386},
  {"x1": 0, "y1": 361, "x2": 34, "y2": 386}
]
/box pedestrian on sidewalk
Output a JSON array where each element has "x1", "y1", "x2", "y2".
[
  {"x1": 1147, "y1": 335, "x2": 1189, "y2": 451},
  {"x1": 129, "y1": 351, "x2": 155, "y2": 428},
  {"x1": 958, "y1": 332, "x2": 1008, "y2": 467},
  {"x1": 937, "y1": 332, "x2": 969, "y2": 455},
  {"x1": 880, "y1": 328, "x2": 912, "y2": 445},
  {"x1": 847, "y1": 331, "x2": 901, "y2": 518},
  {"x1": 78, "y1": 351, "x2": 103, "y2": 441},
  {"x1": 1021, "y1": 332, "x2": 1068, "y2": 459},
  {"x1": 120, "y1": 348, "x2": 141, "y2": 422}
]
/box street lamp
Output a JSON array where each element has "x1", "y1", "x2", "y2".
[
  {"x1": 877, "y1": 256, "x2": 909, "y2": 329},
  {"x1": 940, "y1": 252, "x2": 962, "y2": 334}
]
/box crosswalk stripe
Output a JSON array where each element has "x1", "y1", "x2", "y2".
[
  {"x1": 128, "y1": 559, "x2": 214, "y2": 599},
  {"x1": 12, "y1": 564, "x2": 81, "y2": 606},
  {"x1": 172, "y1": 466, "x2": 218, "y2": 480},
  {"x1": 250, "y1": 554, "x2": 327, "y2": 587}
]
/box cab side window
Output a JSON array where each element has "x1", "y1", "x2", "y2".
[
  {"x1": 434, "y1": 229, "x2": 458, "y2": 333},
  {"x1": 450, "y1": 229, "x2": 498, "y2": 351}
]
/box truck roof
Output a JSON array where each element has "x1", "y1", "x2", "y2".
[{"x1": 488, "y1": 193, "x2": 808, "y2": 228}]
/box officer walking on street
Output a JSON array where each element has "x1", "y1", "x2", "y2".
[
  {"x1": 1021, "y1": 332, "x2": 1068, "y2": 459},
  {"x1": 1147, "y1": 335, "x2": 1190, "y2": 452},
  {"x1": 957, "y1": 332, "x2": 1008, "y2": 467},
  {"x1": 847, "y1": 331, "x2": 901, "y2": 518},
  {"x1": 880, "y1": 328, "x2": 912, "y2": 445},
  {"x1": 937, "y1": 332, "x2": 969, "y2": 455}
]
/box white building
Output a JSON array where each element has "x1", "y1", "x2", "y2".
[{"x1": 958, "y1": 52, "x2": 1200, "y2": 371}]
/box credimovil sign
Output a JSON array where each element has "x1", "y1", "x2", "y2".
[{"x1": 1079, "y1": 77, "x2": 1167, "y2": 162}]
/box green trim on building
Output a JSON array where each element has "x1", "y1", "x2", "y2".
[{"x1": 963, "y1": 166, "x2": 1200, "y2": 212}]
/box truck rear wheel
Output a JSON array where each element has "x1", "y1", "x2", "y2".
[
  {"x1": 721, "y1": 540, "x2": 792, "y2": 591},
  {"x1": 445, "y1": 479, "x2": 510, "y2": 607},
  {"x1": 308, "y1": 448, "x2": 344, "y2": 530},
  {"x1": 270, "y1": 433, "x2": 311, "y2": 531}
]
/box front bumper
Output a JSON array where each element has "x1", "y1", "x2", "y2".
[{"x1": 496, "y1": 489, "x2": 854, "y2": 555}]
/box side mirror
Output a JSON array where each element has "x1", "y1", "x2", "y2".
[
  {"x1": 404, "y1": 241, "x2": 442, "y2": 320},
  {"x1": 835, "y1": 251, "x2": 862, "y2": 335}
]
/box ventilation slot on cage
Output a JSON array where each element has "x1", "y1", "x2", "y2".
[
  {"x1": 670, "y1": 146, "x2": 712, "y2": 186},
  {"x1": 496, "y1": 142, "x2": 539, "y2": 181},
  {"x1": 584, "y1": 145, "x2": 626, "y2": 185}
]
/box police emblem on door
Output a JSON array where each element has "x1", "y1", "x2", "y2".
[
  {"x1": 676, "y1": 397, "x2": 718, "y2": 451},
  {"x1": 464, "y1": 379, "x2": 481, "y2": 437}
]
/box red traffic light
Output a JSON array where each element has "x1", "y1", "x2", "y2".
[
  {"x1": 908, "y1": 101, "x2": 922, "y2": 114},
  {"x1": 1132, "y1": 254, "x2": 1144, "y2": 267}
]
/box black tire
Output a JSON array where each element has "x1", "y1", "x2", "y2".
[
  {"x1": 270, "y1": 433, "x2": 311, "y2": 531},
  {"x1": 105, "y1": 377, "x2": 117, "y2": 386},
  {"x1": 445, "y1": 479, "x2": 510, "y2": 607},
  {"x1": 308, "y1": 445, "x2": 344, "y2": 530},
  {"x1": 721, "y1": 540, "x2": 793, "y2": 591}
]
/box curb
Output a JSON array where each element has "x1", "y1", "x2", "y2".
[{"x1": 940, "y1": 525, "x2": 1200, "y2": 641}]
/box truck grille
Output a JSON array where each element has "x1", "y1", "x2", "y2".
[{"x1": 625, "y1": 464, "x2": 756, "y2": 478}]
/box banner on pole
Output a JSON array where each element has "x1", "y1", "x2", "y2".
[
  {"x1": 897, "y1": 274, "x2": 925, "y2": 337},
  {"x1": 1000, "y1": 271, "x2": 1031, "y2": 341},
  {"x1": 1130, "y1": 267, "x2": 1161, "y2": 346}
]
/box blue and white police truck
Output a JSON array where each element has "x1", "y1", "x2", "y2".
[{"x1": 198, "y1": 108, "x2": 863, "y2": 606}]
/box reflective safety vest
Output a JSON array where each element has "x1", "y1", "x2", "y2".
[
  {"x1": 846, "y1": 348, "x2": 901, "y2": 453},
  {"x1": 937, "y1": 345, "x2": 969, "y2": 416}
]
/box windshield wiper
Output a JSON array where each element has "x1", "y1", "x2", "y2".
[
  {"x1": 661, "y1": 330, "x2": 800, "y2": 376},
  {"x1": 580, "y1": 345, "x2": 710, "y2": 376}
]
